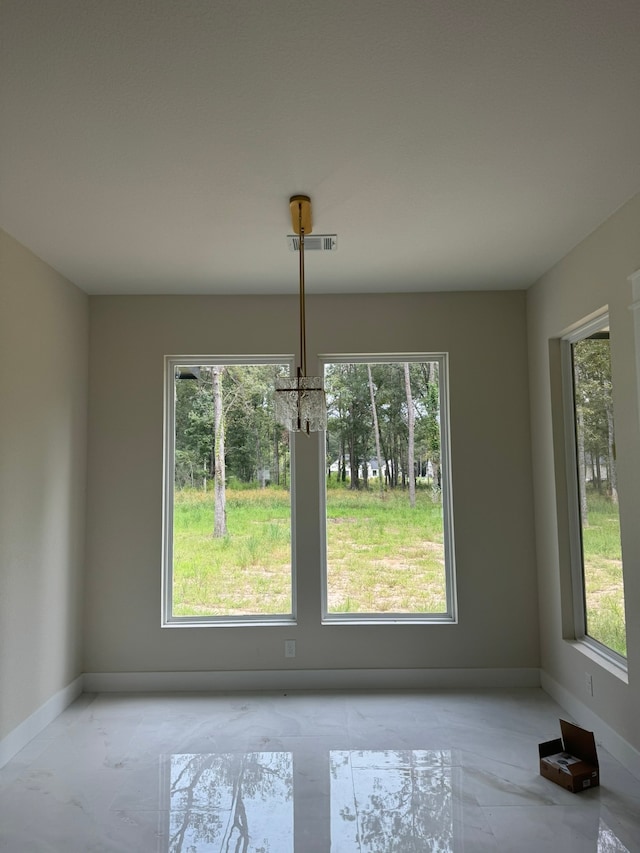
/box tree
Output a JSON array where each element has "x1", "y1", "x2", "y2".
[
  {"x1": 403, "y1": 362, "x2": 416, "y2": 507},
  {"x1": 174, "y1": 370, "x2": 214, "y2": 488},
  {"x1": 325, "y1": 363, "x2": 371, "y2": 490},
  {"x1": 572, "y1": 335, "x2": 617, "y2": 521},
  {"x1": 212, "y1": 365, "x2": 227, "y2": 537},
  {"x1": 576, "y1": 405, "x2": 589, "y2": 524},
  {"x1": 325, "y1": 360, "x2": 442, "y2": 498},
  {"x1": 174, "y1": 361, "x2": 290, "y2": 493},
  {"x1": 368, "y1": 364, "x2": 385, "y2": 492}
]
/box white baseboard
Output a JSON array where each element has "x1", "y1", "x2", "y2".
[
  {"x1": 0, "y1": 676, "x2": 84, "y2": 769},
  {"x1": 84, "y1": 667, "x2": 541, "y2": 693},
  {"x1": 541, "y1": 671, "x2": 640, "y2": 782}
]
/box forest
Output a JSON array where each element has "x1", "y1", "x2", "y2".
[
  {"x1": 572, "y1": 334, "x2": 618, "y2": 511},
  {"x1": 173, "y1": 360, "x2": 442, "y2": 503}
]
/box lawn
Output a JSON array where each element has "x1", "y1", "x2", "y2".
[
  {"x1": 172, "y1": 487, "x2": 291, "y2": 616},
  {"x1": 324, "y1": 485, "x2": 446, "y2": 614},
  {"x1": 582, "y1": 489, "x2": 627, "y2": 657},
  {"x1": 172, "y1": 484, "x2": 446, "y2": 617}
]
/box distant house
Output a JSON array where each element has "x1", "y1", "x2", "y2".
[
  {"x1": 328, "y1": 457, "x2": 385, "y2": 478},
  {"x1": 329, "y1": 457, "x2": 438, "y2": 483}
]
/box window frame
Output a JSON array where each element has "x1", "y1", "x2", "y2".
[
  {"x1": 162, "y1": 354, "x2": 297, "y2": 627},
  {"x1": 319, "y1": 352, "x2": 457, "y2": 624},
  {"x1": 560, "y1": 314, "x2": 627, "y2": 667}
]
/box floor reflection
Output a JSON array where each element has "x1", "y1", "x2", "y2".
[
  {"x1": 598, "y1": 819, "x2": 630, "y2": 852},
  {"x1": 331, "y1": 750, "x2": 453, "y2": 853},
  {"x1": 165, "y1": 752, "x2": 293, "y2": 852},
  {"x1": 159, "y1": 750, "x2": 632, "y2": 853}
]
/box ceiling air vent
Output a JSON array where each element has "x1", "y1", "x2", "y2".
[{"x1": 287, "y1": 234, "x2": 337, "y2": 252}]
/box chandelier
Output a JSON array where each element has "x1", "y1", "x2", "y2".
[{"x1": 274, "y1": 195, "x2": 327, "y2": 433}]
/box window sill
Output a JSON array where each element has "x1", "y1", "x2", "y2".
[
  {"x1": 567, "y1": 639, "x2": 628, "y2": 684},
  {"x1": 162, "y1": 617, "x2": 297, "y2": 628},
  {"x1": 321, "y1": 615, "x2": 457, "y2": 626}
]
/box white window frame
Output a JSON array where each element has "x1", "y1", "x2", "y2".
[
  {"x1": 319, "y1": 353, "x2": 457, "y2": 624},
  {"x1": 561, "y1": 314, "x2": 627, "y2": 668},
  {"x1": 162, "y1": 354, "x2": 297, "y2": 627}
]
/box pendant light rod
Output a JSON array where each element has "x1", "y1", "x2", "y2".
[
  {"x1": 290, "y1": 195, "x2": 312, "y2": 378},
  {"x1": 299, "y1": 205, "x2": 306, "y2": 377}
]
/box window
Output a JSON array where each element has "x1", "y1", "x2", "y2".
[
  {"x1": 162, "y1": 357, "x2": 295, "y2": 625},
  {"x1": 321, "y1": 355, "x2": 456, "y2": 622},
  {"x1": 562, "y1": 316, "x2": 627, "y2": 660}
]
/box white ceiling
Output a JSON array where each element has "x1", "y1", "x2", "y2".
[{"x1": 1, "y1": 1, "x2": 640, "y2": 295}]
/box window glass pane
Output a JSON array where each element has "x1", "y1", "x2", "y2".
[
  {"x1": 169, "y1": 362, "x2": 292, "y2": 619},
  {"x1": 323, "y1": 359, "x2": 452, "y2": 617},
  {"x1": 571, "y1": 331, "x2": 626, "y2": 657}
]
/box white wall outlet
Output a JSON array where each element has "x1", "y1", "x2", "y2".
[
  {"x1": 585, "y1": 673, "x2": 593, "y2": 696},
  {"x1": 284, "y1": 639, "x2": 296, "y2": 658}
]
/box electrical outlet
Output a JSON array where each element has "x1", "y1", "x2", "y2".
[
  {"x1": 284, "y1": 639, "x2": 296, "y2": 658},
  {"x1": 585, "y1": 673, "x2": 593, "y2": 696}
]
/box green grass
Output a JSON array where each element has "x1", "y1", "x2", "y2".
[
  {"x1": 172, "y1": 487, "x2": 291, "y2": 616},
  {"x1": 582, "y1": 489, "x2": 626, "y2": 657},
  {"x1": 324, "y1": 487, "x2": 446, "y2": 614},
  {"x1": 172, "y1": 484, "x2": 445, "y2": 617}
]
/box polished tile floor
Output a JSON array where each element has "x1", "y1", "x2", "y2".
[{"x1": 1, "y1": 688, "x2": 639, "y2": 851}]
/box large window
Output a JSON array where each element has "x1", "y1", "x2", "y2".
[
  {"x1": 162, "y1": 357, "x2": 294, "y2": 625},
  {"x1": 321, "y1": 355, "x2": 456, "y2": 622},
  {"x1": 562, "y1": 315, "x2": 627, "y2": 660}
]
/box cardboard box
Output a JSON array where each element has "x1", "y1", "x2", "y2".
[{"x1": 539, "y1": 719, "x2": 599, "y2": 793}]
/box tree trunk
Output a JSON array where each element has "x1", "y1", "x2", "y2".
[
  {"x1": 212, "y1": 365, "x2": 227, "y2": 537},
  {"x1": 607, "y1": 404, "x2": 618, "y2": 503},
  {"x1": 368, "y1": 365, "x2": 384, "y2": 492},
  {"x1": 404, "y1": 363, "x2": 416, "y2": 508},
  {"x1": 273, "y1": 427, "x2": 280, "y2": 486},
  {"x1": 349, "y1": 431, "x2": 360, "y2": 490},
  {"x1": 576, "y1": 407, "x2": 588, "y2": 527}
]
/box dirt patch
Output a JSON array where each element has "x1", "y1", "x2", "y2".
[{"x1": 327, "y1": 517, "x2": 366, "y2": 524}]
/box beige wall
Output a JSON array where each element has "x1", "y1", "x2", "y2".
[
  {"x1": 0, "y1": 230, "x2": 88, "y2": 741},
  {"x1": 84, "y1": 291, "x2": 539, "y2": 674},
  {"x1": 527, "y1": 192, "x2": 640, "y2": 754}
]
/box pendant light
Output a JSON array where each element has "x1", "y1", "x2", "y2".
[{"x1": 274, "y1": 195, "x2": 327, "y2": 433}]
